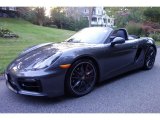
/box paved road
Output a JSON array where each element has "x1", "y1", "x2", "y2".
[{"x1": 0, "y1": 48, "x2": 160, "y2": 113}]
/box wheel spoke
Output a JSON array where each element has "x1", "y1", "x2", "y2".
[
  {"x1": 85, "y1": 64, "x2": 90, "y2": 72},
  {"x1": 71, "y1": 76, "x2": 81, "y2": 79},
  {"x1": 146, "y1": 47, "x2": 155, "y2": 68},
  {"x1": 86, "y1": 69, "x2": 94, "y2": 75},
  {"x1": 77, "y1": 81, "x2": 85, "y2": 92},
  {"x1": 70, "y1": 61, "x2": 96, "y2": 94},
  {"x1": 73, "y1": 68, "x2": 81, "y2": 76},
  {"x1": 73, "y1": 80, "x2": 81, "y2": 88},
  {"x1": 80, "y1": 64, "x2": 85, "y2": 75}
]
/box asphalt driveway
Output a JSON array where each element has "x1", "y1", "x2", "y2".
[{"x1": 0, "y1": 48, "x2": 160, "y2": 113}]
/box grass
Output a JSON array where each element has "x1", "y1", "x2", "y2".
[
  {"x1": 156, "y1": 41, "x2": 160, "y2": 46},
  {"x1": 0, "y1": 18, "x2": 75, "y2": 73}
]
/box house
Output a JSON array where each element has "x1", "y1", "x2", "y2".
[
  {"x1": 0, "y1": 7, "x2": 17, "y2": 18},
  {"x1": 65, "y1": 7, "x2": 114, "y2": 27},
  {"x1": 91, "y1": 7, "x2": 114, "y2": 27}
]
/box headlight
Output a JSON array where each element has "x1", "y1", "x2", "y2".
[{"x1": 33, "y1": 52, "x2": 62, "y2": 70}]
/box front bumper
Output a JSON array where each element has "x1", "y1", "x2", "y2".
[{"x1": 5, "y1": 68, "x2": 67, "y2": 97}]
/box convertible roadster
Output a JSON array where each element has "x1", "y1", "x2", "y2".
[{"x1": 5, "y1": 27, "x2": 157, "y2": 97}]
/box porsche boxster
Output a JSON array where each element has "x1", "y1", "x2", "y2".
[{"x1": 5, "y1": 27, "x2": 157, "y2": 97}]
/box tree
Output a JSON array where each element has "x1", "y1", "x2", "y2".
[
  {"x1": 127, "y1": 7, "x2": 146, "y2": 22},
  {"x1": 17, "y1": 7, "x2": 29, "y2": 18},
  {"x1": 50, "y1": 7, "x2": 88, "y2": 31},
  {"x1": 74, "y1": 17, "x2": 89, "y2": 31},
  {"x1": 34, "y1": 7, "x2": 46, "y2": 26},
  {"x1": 17, "y1": 7, "x2": 36, "y2": 23},
  {"x1": 88, "y1": 7, "x2": 94, "y2": 27},
  {"x1": 50, "y1": 7, "x2": 66, "y2": 29},
  {"x1": 104, "y1": 7, "x2": 125, "y2": 17},
  {"x1": 17, "y1": 7, "x2": 47, "y2": 26},
  {"x1": 144, "y1": 7, "x2": 160, "y2": 23},
  {"x1": 105, "y1": 7, "x2": 146, "y2": 28}
]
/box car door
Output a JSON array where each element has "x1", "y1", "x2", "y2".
[{"x1": 101, "y1": 29, "x2": 138, "y2": 79}]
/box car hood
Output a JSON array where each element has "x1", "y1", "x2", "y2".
[{"x1": 8, "y1": 42, "x2": 97, "y2": 71}]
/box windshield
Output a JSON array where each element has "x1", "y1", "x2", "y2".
[{"x1": 66, "y1": 27, "x2": 112, "y2": 44}]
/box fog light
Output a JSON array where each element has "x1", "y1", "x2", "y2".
[{"x1": 24, "y1": 78, "x2": 36, "y2": 82}]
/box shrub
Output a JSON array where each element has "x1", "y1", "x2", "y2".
[
  {"x1": 126, "y1": 22, "x2": 143, "y2": 36},
  {"x1": 126, "y1": 21, "x2": 159, "y2": 37},
  {"x1": 143, "y1": 21, "x2": 160, "y2": 29},
  {"x1": 75, "y1": 18, "x2": 89, "y2": 31},
  {"x1": 0, "y1": 27, "x2": 19, "y2": 38},
  {"x1": 0, "y1": 28, "x2": 11, "y2": 37},
  {"x1": 141, "y1": 25, "x2": 152, "y2": 36},
  {"x1": 149, "y1": 33, "x2": 160, "y2": 41}
]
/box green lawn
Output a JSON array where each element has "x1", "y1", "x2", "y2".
[{"x1": 0, "y1": 18, "x2": 75, "y2": 73}]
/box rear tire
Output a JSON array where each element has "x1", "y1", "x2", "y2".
[
  {"x1": 143, "y1": 46, "x2": 156, "y2": 70},
  {"x1": 65, "y1": 59, "x2": 97, "y2": 97}
]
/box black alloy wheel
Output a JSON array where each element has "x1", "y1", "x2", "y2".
[
  {"x1": 144, "y1": 46, "x2": 156, "y2": 70},
  {"x1": 66, "y1": 59, "x2": 97, "y2": 97}
]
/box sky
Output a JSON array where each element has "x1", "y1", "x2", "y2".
[{"x1": 45, "y1": 7, "x2": 52, "y2": 17}]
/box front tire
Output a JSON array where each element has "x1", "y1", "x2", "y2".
[
  {"x1": 66, "y1": 59, "x2": 97, "y2": 97},
  {"x1": 143, "y1": 46, "x2": 156, "y2": 70}
]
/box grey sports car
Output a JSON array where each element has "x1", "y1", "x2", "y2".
[{"x1": 5, "y1": 27, "x2": 157, "y2": 97}]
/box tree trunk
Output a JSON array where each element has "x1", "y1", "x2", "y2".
[
  {"x1": 38, "y1": 20, "x2": 43, "y2": 26},
  {"x1": 88, "y1": 7, "x2": 93, "y2": 27}
]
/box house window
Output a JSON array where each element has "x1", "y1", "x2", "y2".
[
  {"x1": 84, "y1": 9, "x2": 88, "y2": 13},
  {"x1": 92, "y1": 17, "x2": 97, "y2": 22},
  {"x1": 98, "y1": 10, "x2": 100, "y2": 14},
  {"x1": 92, "y1": 8, "x2": 96, "y2": 15},
  {"x1": 103, "y1": 18, "x2": 106, "y2": 23},
  {"x1": 9, "y1": 7, "x2": 16, "y2": 11},
  {"x1": 98, "y1": 18, "x2": 102, "y2": 22},
  {"x1": 108, "y1": 19, "x2": 110, "y2": 23}
]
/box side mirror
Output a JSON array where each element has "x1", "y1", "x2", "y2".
[{"x1": 111, "y1": 37, "x2": 125, "y2": 46}]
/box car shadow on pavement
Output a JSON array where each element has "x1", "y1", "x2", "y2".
[
  {"x1": 97, "y1": 69, "x2": 144, "y2": 88},
  {"x1": 10, "y1": 68, "x2": 146, "y2": 105},
  {"x1": 10, "y1": 92, "x2": 73, "y2": 105}
]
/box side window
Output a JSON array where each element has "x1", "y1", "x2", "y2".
[
  {"x1": 109, "y1": 29, "x2": 127, "y2": 42},
  {"x1": 109, "y1": 30, "x2": 118, "y2": 42}
]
